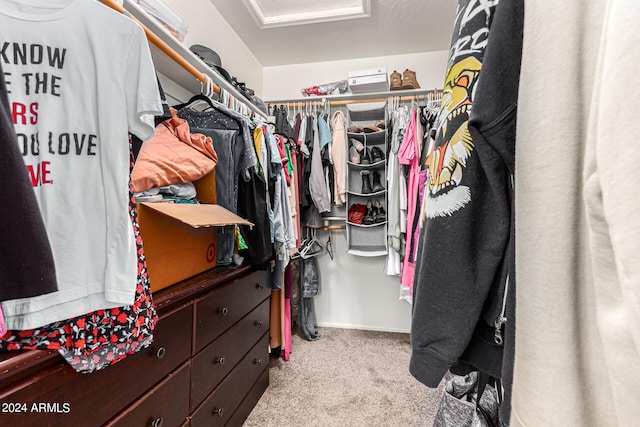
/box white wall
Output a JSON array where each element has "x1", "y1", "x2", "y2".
[
  {"x1": 262, "y1": 50, "x2": 449, "y2": 101},
  {"x1": 164, "y1": 0, "x2": 263, "y2": 97},
  {"x1": 311, "y1": 228, "x2": 412, "y2": 333}
]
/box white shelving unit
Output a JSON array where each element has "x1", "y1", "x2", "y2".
[{"x1": 345, "y1": 102, "x2": 388, "y2": 257}]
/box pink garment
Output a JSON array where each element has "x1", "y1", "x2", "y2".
[
  {"x1": 0, "y1": 305, "x2": 6, "y2": 337},
  {"x1": 413, "y1": 170, "x2": 429, "y2": 263},
  {"x1": 282, "y1": 299, "x2": 292, "y2": 362},
  {"x1": 397, "y1": 109, "x2": 420, "y2": 293}
]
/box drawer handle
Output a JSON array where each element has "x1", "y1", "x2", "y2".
[
  {"x1": 155, "y1": 347, "x2": 166, "y2": 360},
  {"x1": 253, "y1": 358, "x2": 263, "y2": 365},
  {"x1": 255, "y1": 320, "x2": 264, "y2": 327},
  {"x1": 151, "y1": 417, "x2": 164, "y2": 427},
  {"x1": 256, "y1": 283, "x2": 265, "y2": 290},
  {"x1": 220, "y1": 307, "x2": 229, "y2": 316},
  {"x1": 213, "y1": 407, "x2": 224, "y2": 417},
  {"x1": 214, "y1": 356, "x2": 225, "y2": 366}
]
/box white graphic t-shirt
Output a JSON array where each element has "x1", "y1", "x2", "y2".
[{"x1": 0, "y1": 0, "x2": 162, "y2": 329}]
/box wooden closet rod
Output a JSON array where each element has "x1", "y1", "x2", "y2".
[
  {"x1": 99, "y1": 0, "x2": 219, "y2": 94},
  {"x1": 269, "y1": 93, "x2": 440, "y2": 108}
]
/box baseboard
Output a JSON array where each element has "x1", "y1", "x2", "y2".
[{"x1": 316, "y1": 321, "x2": 410, "y2": 334}]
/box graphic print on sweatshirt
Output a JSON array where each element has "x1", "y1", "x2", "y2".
[{"x1": 422, "y1": 0, "x2": 497, "y2": 219}]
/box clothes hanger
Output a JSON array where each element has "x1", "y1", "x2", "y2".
[
  {"x1": 299, "y1": 228, "x2": 323, "y2": 259},
  {"x1": 172, "y1": 75, "x2": 217, "y2": 111},
  {"x1": 325, "y1": 231, "x2": 334, "y2": 261}
]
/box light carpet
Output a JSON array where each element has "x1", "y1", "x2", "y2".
[{"x1": 244, "y1": 327, "x2": 444, "y2": 427}]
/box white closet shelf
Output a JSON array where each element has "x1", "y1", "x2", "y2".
[
  {"x1": 346, "y1": 221, "x2": 387, "y2": 228},
  {"x1": 347, "y1": 160, "x2": 386, "y2": 168},
  {"x1": 347, "y1": 190, "x2": 387, "y2": 197},
  {"x1": 267, "y1": 88, "x2": 439, "y2": 106},
  {"x1": 116, "y1": 0, "x2": 266, "y2": 119},
  {"x1": 347, "y1": 248, "x2": 387, "y2": 257}
]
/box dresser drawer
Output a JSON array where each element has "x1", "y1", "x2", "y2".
[
  {"x1": 0, "y1": 304, "x2": 192, "y2": 427},
  {"x1": 226, "y1": 368, "x2": 269, "y2": 427},
  {"x1": 105, "y1": 363, "x2": 190, "y2": 427},
  {"x1": 190, "y1": 333, "x2": 269, "y2": 427},
  {"x1": 195, "y1": 270, "x2": 269, "y2": 351},
  {"x1": 192, "y1": 298, "x2": 269, "y2": 408}
]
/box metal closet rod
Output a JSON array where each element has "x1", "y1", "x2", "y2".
[{"x1": 99, "y1": 0, "x2": 266, "y2": 118}]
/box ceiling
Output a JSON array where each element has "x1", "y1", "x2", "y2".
[{"x1": 208, "y1": 0, "x2": 458, "y2": 67}]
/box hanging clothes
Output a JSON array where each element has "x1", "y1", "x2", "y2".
[
  {"x1": 308, "y1": 116, "x2": 331, "y2": 213},
  {"x1": 397, "y1": 109, "x2": 420, "y2": 293},
  {"x1": 386, "y1": 107, "x2": 408, "y2": 277},
  {"x1": 298, "y1": 256, "x2": 320, "y2": 341},
  {"x1": 177, "y1": 106, "x2": 245, "y2": 266},
  {"x1": 281, "y1": 262, "x2": 293, "y2": 361},
  {"x1": 0, "y1": 149, "x2": 159, "y2": 373},
  {"x1": 513, "y1": 0, "x2": 640, "y2": 425},
  {"x1": 274, "y1": 105, "x2": 294, "y2": 138},
  {"x1": 330, "y1": 110, "x2": 347, "y2": 207},
  {"x1": 266, "y1": 127, "x2": 296, "y2": 291},
  {"x1": 410, "y1": 0, "x2": 503, "y2": 395},
  {"x1": 0, "y1": 63, "x2": 58, "y2": 302},
  {"x1": 0, "y1": 0, "x2": 163, "y2": 330},
  {"x1": 300, "y1": 116, "x2": 323, "y2": 229}
]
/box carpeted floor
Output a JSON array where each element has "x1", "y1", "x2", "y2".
[{"x1": 244, "y1": 327, "x2": 444, "y2": 427}]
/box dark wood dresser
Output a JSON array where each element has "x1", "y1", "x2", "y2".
[{"x1": 0, "y1": 265, "x2": 271, "y2": 427}]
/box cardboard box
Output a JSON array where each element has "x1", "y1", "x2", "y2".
[
  {"x1": 348, "y1": 67, "x2": 387, "y2": 78},
  {"x1": 348, "y1": 74, "x2": 389, "y2": 93},
  {"x1": 137, "y1": 171, "x2": 253, "y2": 292}
]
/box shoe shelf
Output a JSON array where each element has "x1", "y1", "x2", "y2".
[
  {"x1": 347, "y1": 102, "x2": 386, "y2": 122},
  {"x1": 346, "y1": 159, "x2": 386, "y2": 168},
  {"x1": 347, "y1": 189, "x2": 386, "y2": 197},
  {"x1": 347, "y1": 248, "x2": 388, "y2": 257},
  {"x1": 346, "y1": 221, "x2": 387, "y2": 228},
  {"x1": 345, "y1": 101, "x2": 389, "y2": 257},
  {"x1": 347, "y1": 130, "x2": 386, "y2": 145}
]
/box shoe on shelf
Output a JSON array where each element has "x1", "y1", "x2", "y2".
[
  {"x1": 375, "y1": 120, "x2": 386, "y2": 130},
  {"x1": 390, "y1": 70, "x2": 402, "y2": 91},
  {"x1": 361, "y1": 170, "x2": 372, "y2": 194},
  {"x1": 363, "y1": 125, "x2": 381, "y2": 133},
  {"x1": 349, "y1": 145, "x2": 361, "y2": 164},
  {"x1": 348, "y1": 203, "x2": 366, "y2": 224},
  {"x1": 372, "y1": 170, "x2": 384, "y2": 192},
  {"x1": 370, "y1": 146, "x2": 385, "y2": 163},
  {"x1": 350, "y1": 138, "x2": 364, "y2": 153},
  {"x1": 363, "y1": 199, "x2": 375, "y2": 225},
  {"x1": 374, "y1": 199, "x2": 386, "y2": 223},
  {"x1": 401, "y1": 69, "x2": 421, "y2": 90},
  {"x1": 360, "y1": 147, "x2": 372, "y2": 165},
  {"x1": 348, "y1": 125, "x2": 364, "y2": 133}
]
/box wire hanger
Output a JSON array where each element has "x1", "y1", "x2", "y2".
[{"x1": 325, "y1": 231, "x2": 334, "y2": 261}]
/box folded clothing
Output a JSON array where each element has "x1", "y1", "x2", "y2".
[{"x1": 131, "y1": 109, "x2": 218, "y2": 193}]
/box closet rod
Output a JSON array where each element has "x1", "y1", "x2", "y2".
[
  {"x1": 269, "y1": 93, "x2": 442, "y2": 109},
  {"x1": 100, "y1": 0, "x2": 267, "y2": 120},
  {"x1": 99, "y1": 0, "x2": 219, "y2": 94}
]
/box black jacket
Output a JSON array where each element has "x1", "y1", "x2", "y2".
[{"x1": 410, "y1": 0, "x2": 522, "y2": 402}]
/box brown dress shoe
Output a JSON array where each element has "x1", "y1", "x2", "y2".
[
  {"x1": 401, "y1": 69, "x2": 420, "y2": 89},
  {"x1": 390, "y1": 70, "x2": 402, "y2": 90}
]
